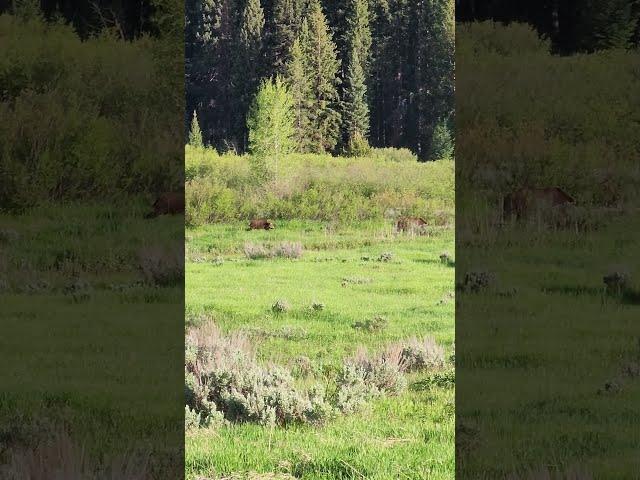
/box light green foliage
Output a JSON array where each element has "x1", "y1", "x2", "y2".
[
  {"x1": 429, "y1": 119, "x2": 454, "y2": 160},
  {"x1": 247, "y1": 76, "x2": 296, "y2": 180},
  {"x1": 0, "y1": 13, "x2": 181, "y2": 209},
  {"x1": 457, "y1": 22, "x2": 640, "y2": 209},
  {"x1": 184, "y1": 148, "x2": 454, "y2": 227},
  {"x1": 189, "y1": 110, "x2": 204, "y2": 148}
]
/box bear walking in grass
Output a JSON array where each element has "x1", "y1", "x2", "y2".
[
  {"x1": 145, "y1": 192, "x2": 185, "y2": 218},
  {"x1": 502, "y1": 187, "x2": 574, "y2": 222},
  {"x1": 396, "y1": 217, "x2": 427, "y2": 233},
  {"x1": 248, "y1": 219, "x2": 275, "y2": 230}
]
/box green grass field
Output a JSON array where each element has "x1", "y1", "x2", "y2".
[
  {"x1": 185, "y1": 221, "x2": 455, "y2": 479},
  {"x1": 457, "y1": 215, "x2": 640, "y2": 478},
  {"x1": 0, "y1": 202, "x2": 184, "y2": 475}
]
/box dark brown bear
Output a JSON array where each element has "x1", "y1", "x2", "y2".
[
  {"x1": 145, "y1": 192, "x2": 185, "y2": 218},
  {"x1": 396, "y1": 216, "x2": 428, "y2": 232},
  {"x1": 248, "y1": 219, "x2": 275, "y2": 230},
  {"x1": 503, "y1": 187, "x2": 574, "y2": 221}
]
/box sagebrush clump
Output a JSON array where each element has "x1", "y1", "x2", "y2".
[
  {"x1": 398, "y1": 336, "x2": 446, "y2": 372},
  {"x1": 137, "y1": 245, "x2": 184, "y2": 287},
  {"x1": 378, "y1": 252, "x2": 394, "y2": 262},
  {"x1": 271, "y1": 299, "x2": 291, "y2": 314},
  {"x1": 460, "y1": 270, "x2": 495, "y2": 293},
  {"x1": 185, "y1": 323, "x2": 334, "y2": 427},
  {"x1": 244, "y1": 242, "x2": 303, "y2": 260},
  {"x1": 352, "y1": 315, "x2": 388, "y2": 332},
  {"x1": 335, "y1": 346, "x2": 408, "y2": 413},
  {"x1": 440, "y1": 252, "x2": 454, "y2": 266},
  {"x1": 603, "y1": 271, "x2": 629, "y2": 297},
  {"x1": 311, "y1": 301, "x2": 325, "y2": 311}
]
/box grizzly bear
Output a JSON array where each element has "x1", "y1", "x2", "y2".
[
  {"x1": 503, "y1": 187, "x2": 574, "y2": 222},
  {"x1": 145, "y1": 192, "x2": 184, "y2": 218},
  {"x1": 396, "y1": 216, "x2": 428, "y2": 232},
  {"x1": 248, "y1": 219, "x2": 275, "y2": 230}
]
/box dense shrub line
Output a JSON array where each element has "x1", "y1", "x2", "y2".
[
  {"x1": 457, "y1": 22, "x2": 640, "y2": 218},
  {"x1": 185, "y1": 147, "x2": 454, "y2": 227},
  {"x1": 0, "y1": 14, "x2": 182, "y2": 210}
]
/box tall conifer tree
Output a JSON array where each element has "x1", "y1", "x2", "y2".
[
  {"x1": 234, "y1": 0, "x2": 265, "y2": 149},
  {"x1": 286, "y1": 35, "x2": 313, "y2": 152},
  {"x1": 299, "y1": 0, "x2": 342, "y2": 153},
  {"x1": 341, "y1": 48, "x2": 370, "y2": 152},
  {"x1": 267, "y1": 0, "x2": 304, "y2": 74},
  {"x1": 344, "y1": 0, "x2": 372, "y2": 76}
]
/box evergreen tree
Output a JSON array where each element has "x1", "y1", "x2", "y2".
[
  {"x1": 234, "y1": 0, "x2": 265, "y2": 150},
  {"x1": 267, "y1": 0, "x2": 304, "y2": 74},
  {"x1": 247, "y1": 76, "x2": 295, "y2": 179},
  {"x1": 189, "y1": 110, "x2": 204, "y2": 148},
  {"x1": 186, "y1": 0, "x2": 237, "y2": 148},
  {"x1": 417, "y1": 0, "x2": 454, "y2": 159},
  {"x1": 286, "y1": 36, "x2": 313, "y2": 152},
  {"x1": 344, "y1": 0, "x2": 372, "y2": 76},
  {"x1": 184, "y1": 0, "x2": 455, "y2": 160},
  {"x1": 239, "y1": 0, "x2": 265, "y2": 53},
  {"x1": 429, "y1": 118, "x2": 453, "y2": 160},
  {"x1": 13, "y1": 0, "x2": 43, "y2": 19},
  {"x1": 577, "y1": 0, "x2": 639, "y2": 51},
  {"x1": 341, "y1": 48, "x2": 370, "y2": 153},
  {"x1": 299, "y1": 0, "x2": 342, "y2": 153}
]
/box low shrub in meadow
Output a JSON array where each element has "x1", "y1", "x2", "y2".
[
  {"x1": 459, "y1": 270, "x2": 496, "y2": 293},
  {"x1": 370, "y1": 147, "x2": 418, "y2": 163},
  {"x1": 243, "y1": 242, "x2": 270, "y2": 259},
  {"x1": 137, "y1": 245, "x2": 184, "y2": 287},
  {"x1": 398, "y1": 336, "x2": 446, "y2": 372},
  {"x1": 352, "y1": 315, "x2": 388, "y2": 332},
  {"x1": 335, "y1": 345, "x2": 408, "y2": 413},
  {"x1": 271, "y1": 299, "x2": 291, "y2": 314},
  {"x1": 1, "y1": 429, "x2": 152, "y2": 480},
  {"x1": 310, "y1": 301, "x2": 325, "y2": 311},
  {"x1": 440, "y1": 251, "x2": 454, "y2": 266},
  {"x1": 244, "y1": 242, "x2": 304, "y2": 260},
  {"x1": 378, "y1": 251, "x2": 394, "y2": 262},
  {"x1": 185, "y1": 324, "x2": 333, "y2": 427}
]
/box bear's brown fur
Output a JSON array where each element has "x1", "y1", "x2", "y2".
[
  {"x1": 145, "y1": 192, "x2": 184, "y2": 218},
  {"x1": 503, "y1": 187, "x2": 574, "y2": 221},
  {"x1": 396, "y1": 216, "x2": 427, "y2": 232},
  {"x1": 248, "y1": 219, "x2": 275, "y2": 230}
]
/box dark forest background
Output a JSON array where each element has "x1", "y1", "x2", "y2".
[
  {"x1": 456, "y1": 0, "x2": 640, "y2": 54},
  {"x1": 0, "y1": 0, "x2": 153, "y2": 38},
  {"x1": 185, "y1": 0, "x2": 455, "y2": 160}
]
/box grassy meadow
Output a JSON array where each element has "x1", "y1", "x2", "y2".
[
  {"x1": 457, "y1": 216, "x2": 640, "y2": 478},
  {"x1": 0, "y1": 201, "x2": 184, "y2": 476},
  {"x1": 456, "y1": 22, "x2": 640, "y2": 478},
  {"x1": 185, "y1": 149, "x2": 455, "y2": 479}
]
